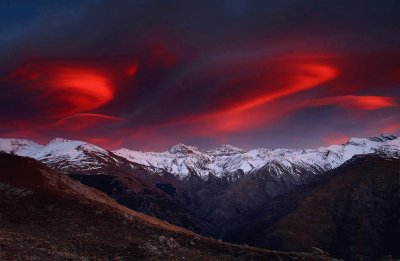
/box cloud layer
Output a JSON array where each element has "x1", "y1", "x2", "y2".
[{"x1": 0, "y1": 0, "x2": 399, "y2": 150}]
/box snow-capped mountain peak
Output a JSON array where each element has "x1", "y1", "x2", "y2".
[
  {"x1": 0, "y1": 137, "x2": 115, "y2": 175},
  {"x1": 114, "y1": 135, "x2": 399, "y2": 181},
  {"x1": 168, "y1": 143, "x2": 200, "y2": 155},
  {"x1": 344, "y1": 134, "x2": 397, "y2": 146},
  {"x1": 33, "y1": 138, "x2": 108, "y2": 160},
  {"x1": 367, "y1": 134, "x2": 397, "y2": 143},
  {"x1": 48, "y1": 137, "x2": 75, "y2": 144},
  {"x1": 0, "y1": 138, "x2": 43, "y2": 156},
  {"x1": 206, "y1": 144, "x2": 245, "y2": 156},
  {"x1": 0, "y1": 135, "x2": 398, "y2": 181}
]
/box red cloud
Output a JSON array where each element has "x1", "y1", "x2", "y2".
[
  {"x1": 227, "y1": 62, "x2": 338, "y2": 113},
  {"x1": 117, "y1": 51, "x2": 398, "y2": 149},
  {"x1": 2, "y1": 62, "x2": 115, "y2": 127},
  {"x1": 162, "y1": 55, "x2": 340, "y2": 135},
  {"x1": 1, "y1": 48, "x2": 398, "y2": 150},
  {"x1": 308, "y1": 95, "x2": 397, "y2": 110},
  {"x1": 86, "y1": 137, "x2": 124, "y2": 150},
  {"x1": 323, "y1": 133, "x2": 349, "y2": 145},
  {"x1": 48, "y1": 67, "x2": 114, "y2": 116}
]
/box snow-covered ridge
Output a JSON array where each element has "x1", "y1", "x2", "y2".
[
  {"x1": 0, "y1": 138, "x2": 42, "y2": 157},
  {"x1": 0, "y1": 138, "x2": 112, "y2": 174},
  {"x1": 114, "y1": 134, "x2": 400, "y2": 180},
  {"x1": 0, "y1": 134, "x2": 399, "y2": 180}
]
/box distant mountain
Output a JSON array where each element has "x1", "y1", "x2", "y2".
[
  {"x1": 0, "y1": 137, "x2": 160, "y2": 175},
  {"x1": 1, "y1": 153, "x2": 330, "y2": 260},
  {"x1": 1, "y1": 134, "x2": 398, "y2": 183},
  {"x1": 115, "y1": 134, "x2": 399, "y2": 182}
]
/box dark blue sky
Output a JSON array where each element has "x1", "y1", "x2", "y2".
[{"x1": 0, "y1": 0, "x2": 399, "y2": 150}]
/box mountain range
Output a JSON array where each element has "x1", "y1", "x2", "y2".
[
  {"x1": 2, "y1": 134, "x2": 397, "y2": 182},
  {"x1": 0, "y1": 134, "x2": 399, "y2": 260}
]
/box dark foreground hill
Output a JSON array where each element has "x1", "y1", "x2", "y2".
[{"x1": 0, "y1": 153, "x2": 335, "y2": 260}]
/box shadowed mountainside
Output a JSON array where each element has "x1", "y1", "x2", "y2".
[
  {"x1": 0, "y1": 153, "x2": 337, "y2": 260},
  {"x1": 224, "y1": 154, "x2": 400, "y2": 261}
]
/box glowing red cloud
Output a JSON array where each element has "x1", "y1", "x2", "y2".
[
  {"x1": 228, "y1": 63, "x2": 339, "y2": 113},
  {"x1": 114, "y1": 57, "x2": 340, "y2": 148},
  {"x1": 1, "y1": 49, "x2": 398, "y2": 151},
  {"x1": 48, "y1": 68, "x2": 113, "y2": 116},
  {"x1": 169, "y1": 57, "x2": 340, "y2": 135},
  {"x1": 309, "y1": 95, "x2": 397, "y2": 110},
  {"x1": 0, "y1": 62, "x2": 118, "y2": 135},
  {"x1": 133, "y1": 52, "x2": 397, "y2": 146}
]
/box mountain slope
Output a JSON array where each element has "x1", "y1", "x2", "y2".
[
  {"x1": 224, "y1": 154, "x2": 400, "y2": 260},
  {"x1": 0, "y1": 138, "x2": 214, "y2": 235},
  {"x1": 0, "y1": 153, "x2": 334, "y2": 260}
]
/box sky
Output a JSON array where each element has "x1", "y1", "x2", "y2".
[{"x1": 0, "y1": 0, "x2": 399, "y2": 151}]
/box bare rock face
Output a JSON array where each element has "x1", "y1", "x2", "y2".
[{"x1": 157, "y1": 236, "x2": 180, "y2": 249}]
